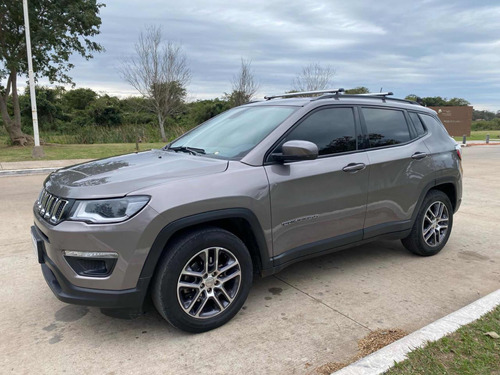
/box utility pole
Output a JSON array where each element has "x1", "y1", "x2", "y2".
[{"x1": 22, "y1": 0, "x2": 44, "y2": 158}]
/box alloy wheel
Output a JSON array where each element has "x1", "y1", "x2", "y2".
[
  {"x1": 422, "y1": 201, "x2": 449, "y2": 247},
  {"x1": 177, "y1": 247, "x2": 241, "y2": 319}
]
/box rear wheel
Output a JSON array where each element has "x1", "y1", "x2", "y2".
[
  {"x1": 402, "y1": 190, "x2": 453, "y2": 256},
  {"x1": 152, "y1": 227, "x2": 252, "y2": 333}
]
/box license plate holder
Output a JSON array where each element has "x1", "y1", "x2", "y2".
[{"x1": 31, "y1": 226, "x2": 45, "y2": 264}]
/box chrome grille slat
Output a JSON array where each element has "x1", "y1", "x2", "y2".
[
  {"x1": 46, "y1": 197, "x2": 59, "y2": 220},
  {"x1": 44, "y1": 196, "x2": 55, "y2": 219},
  {"x1": 50, "y1": 199, "x2": 61, "y2": 220},
  {"x1": 40, "y1": 191, "x2": 49, "y2": 215},
  {"x1": 54, "y1": 201, "x2": 68, "y2": 222},
  {"x1": 36, "y1": 189, "x2": 69, "y2": 225}
]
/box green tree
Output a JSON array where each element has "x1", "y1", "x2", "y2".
[
  {"x1": 405, "y1": 96, "x2": 470, "y2": 107},
  {"x1": 345, "y1": 87, "x2": 370, "y2": 94},
  {"x1": 88, "y1": 95, "x2": 122, "y2": 126},
  {"x1": 0, "y1": 0, "x2": 104, "y2": 145},
  {"x1": 20, "y1": 86, "x2": 67, "y2": 132},
  {"x1": 188, "y1": 99, "x2": 231, "y2": 125},
  {"x1": 120, "y1": 96, "x2": 156, "y2": 126},
  {"x1": 422, "y1": 96, "x2": 448, "y2": 106},
  {"x1": 472, "y1": 110, "x2": 496, "y2": 121},
  {"x1": 405, "y1": 94, "x2": 420, "y2": 102},
  {"x1": 63, "y1": 88, "x2": 98, "y2": 111},
  {"x1": 447, "y1": 97, "x2": 470, "y2": 106}
]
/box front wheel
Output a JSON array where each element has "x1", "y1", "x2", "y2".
[
  {"x1": 152, "y1": 227, "x2": 253, "y2": 333},
  {"x1": 402, "y1": 190, "x2": 453, "y2": 256}
]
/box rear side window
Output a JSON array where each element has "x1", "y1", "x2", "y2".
[
  {"x1": 419, "y1": 114, "x2": 449, "y2": 135},
  {"x1": 409, "y1": 112, "x2": 426, "y2": 136},
  {"x1": 284, "y1": 107, "x2": 357, "y2": 155},
  {"x1": 361, "y1": 108, "x2": 410, "y2": 148}
]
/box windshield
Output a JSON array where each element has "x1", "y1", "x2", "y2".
[{"x1": 168, "y1": 106, "x2": 298, "y2": 159}]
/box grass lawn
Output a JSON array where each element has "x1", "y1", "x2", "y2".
[
  {"x1": 453, "y1": 130, "x2": 500, "y2": 142},
  {"x1": 0, "y1": 141, "x2": 166, "y2": 163},
  {"x1": 385, "y1": 305, "x2": 500, "y2": 375}
]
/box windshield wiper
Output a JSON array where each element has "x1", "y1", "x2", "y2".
[{"x1": 168, "y1": 146, "x2": 206, "y2": 155}]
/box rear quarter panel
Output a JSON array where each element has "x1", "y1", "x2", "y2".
[
  {"x1": 421, "y1": 114, "x2": 463, "y2": 203},
  {"x1": 424, "y1": 116, "x2": 462, "y2": 183}
]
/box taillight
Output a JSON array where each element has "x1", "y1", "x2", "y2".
[{"x1": 456, "y1": 147, "x2": 462, "y2": 160}]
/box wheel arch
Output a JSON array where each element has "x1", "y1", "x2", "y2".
[
  {"x1": 139, "y1": 208, "x2": 272, "y2": 283},
  {"x1": 432, "y1": 182, "x2": 457, "y2": 211},
  {"x1": 412, "y1": 177, "x2": 459, "y2": 226}
]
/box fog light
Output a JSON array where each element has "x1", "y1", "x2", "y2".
[{"x1": 63, "y1": 250, "x2": 118, "y2": 277}]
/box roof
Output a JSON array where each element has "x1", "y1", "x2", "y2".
[{"x1": 245, "y1": 95, "x2": 436, "y2": 114}]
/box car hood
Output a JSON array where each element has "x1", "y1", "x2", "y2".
[{"x1": 44, "y1": 149, "x2": 229, "y2": 199}]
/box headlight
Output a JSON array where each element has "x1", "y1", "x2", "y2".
[{"x1": 68, "y1": 196, "x2": 150, "y2": 224}]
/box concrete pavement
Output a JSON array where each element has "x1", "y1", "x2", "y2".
[
  {"x1": 0, "y1": 146, "x2": 499, "y2": 374},
  {"x1": 336, "y1": 289, "x2": 500, "y2": 375}
]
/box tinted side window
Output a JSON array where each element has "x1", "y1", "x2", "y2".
[
  {"x1": 409, "y1": 112, "x2": 426, "y2": 136},
  {"x1": 419, "y1": 114, "x2": 449, "y2": 135},
  {"x1": 362, "y1": 108, "x2": 410, "y2": 148},
  {"x1": 284, "y1": 107, "x2": 356, "y2": 155}
]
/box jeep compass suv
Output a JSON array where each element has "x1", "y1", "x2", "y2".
[{"x1": 32, "y1": 89, "x2": 462, "y2": 332}]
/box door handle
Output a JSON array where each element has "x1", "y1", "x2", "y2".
[
  {"x1": 411, "y1": 152, "x2": 428, "y2": 160},
  {"x1": 342, "y1": 163, "x2": 366, "y2": 172}
]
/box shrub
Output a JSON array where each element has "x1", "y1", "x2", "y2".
[
  {"x1": 188, "y1": 99, "x2": 231, "y2": 125},
  {"x1": 471, "y1": 119, "x2": 500, "y2": 131},
  {"x1": 87, "y1": 96, "x2": 123, "y2": 126}
]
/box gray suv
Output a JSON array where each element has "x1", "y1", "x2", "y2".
[{"x1": 32, "y1": 90, "x2": 462, "y2": 332}]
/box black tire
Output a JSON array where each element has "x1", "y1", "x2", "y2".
[
  {"x1": 152, "y1": 227, "x2": 253, "y2": 333},
  {"x1": 402, "y1": 190, "x2": 453, "y2": 256}
]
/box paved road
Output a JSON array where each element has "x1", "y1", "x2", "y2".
[{"x1": 1, "y1": 146, "x2": 499, "y2": 374}]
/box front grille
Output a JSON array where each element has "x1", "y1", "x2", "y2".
[{"x1": 35, "y1": 189, "x2": 70, "y2": 225}]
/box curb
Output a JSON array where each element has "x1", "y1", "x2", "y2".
[
  {"x1": 332, "y1": 288, "x2": 500, "y2": 375},
  {"x1": 0, "y1": 167, "x2": 59, "y2": 177},
  {"x1": 460, "y1": 143, "x2": 500, "y2": 147}
]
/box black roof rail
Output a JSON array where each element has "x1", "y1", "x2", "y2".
[{"x1": 264, "y1": 88, "x2": 344, "y2": 100}]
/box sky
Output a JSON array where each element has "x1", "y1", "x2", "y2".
[{"x1": 36, "y1": 0, "x2": 500, "y2": 111}]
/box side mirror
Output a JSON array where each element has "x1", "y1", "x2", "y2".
[{"x1": 272, "y1": 140, "x2": 319, "y2": 162}]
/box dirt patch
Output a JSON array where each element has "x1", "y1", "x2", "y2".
[
  {"x1": 356, "y1": 329, "x2": 407, "y2": 358},
  {"x1": 309, "y1": 328, "x2": 408, "y2": 374},
  {"x1": 312, "y1": 362, "x2": 348, "y2": 375}
]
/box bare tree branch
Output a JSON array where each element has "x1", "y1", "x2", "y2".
[
  {"x1": 228, "y1": 58, "x2": 259, "y2": 107},
  {"x1": 120, "y1": 25, "x2": 191, "y2": 141},
  {"x1": 292, "y1": 63, "x2": 335, "y2": 92}
]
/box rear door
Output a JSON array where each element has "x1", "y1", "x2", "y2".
[
  {"x1": 359, "y1": 106, "x2": 435, "y2": 238},
  {"x1": 264, "y1": 106, "x2": 370, "y2": 264}
]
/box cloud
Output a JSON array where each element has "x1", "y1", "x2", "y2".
[{"x1": 31, "y1": 0, "x2": 500, "y2": 110}]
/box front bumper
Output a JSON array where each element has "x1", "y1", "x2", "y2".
[
  {"x1": 32, "y1": 203, "x2": 163, "y2": 290},
  {"x1": 32, "y1": 225, "x2": 149, "y2": 316}
]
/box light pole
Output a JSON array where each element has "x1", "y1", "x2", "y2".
[{"x1": 22, "y1": 0, "x2": 44, "y2": 158}]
